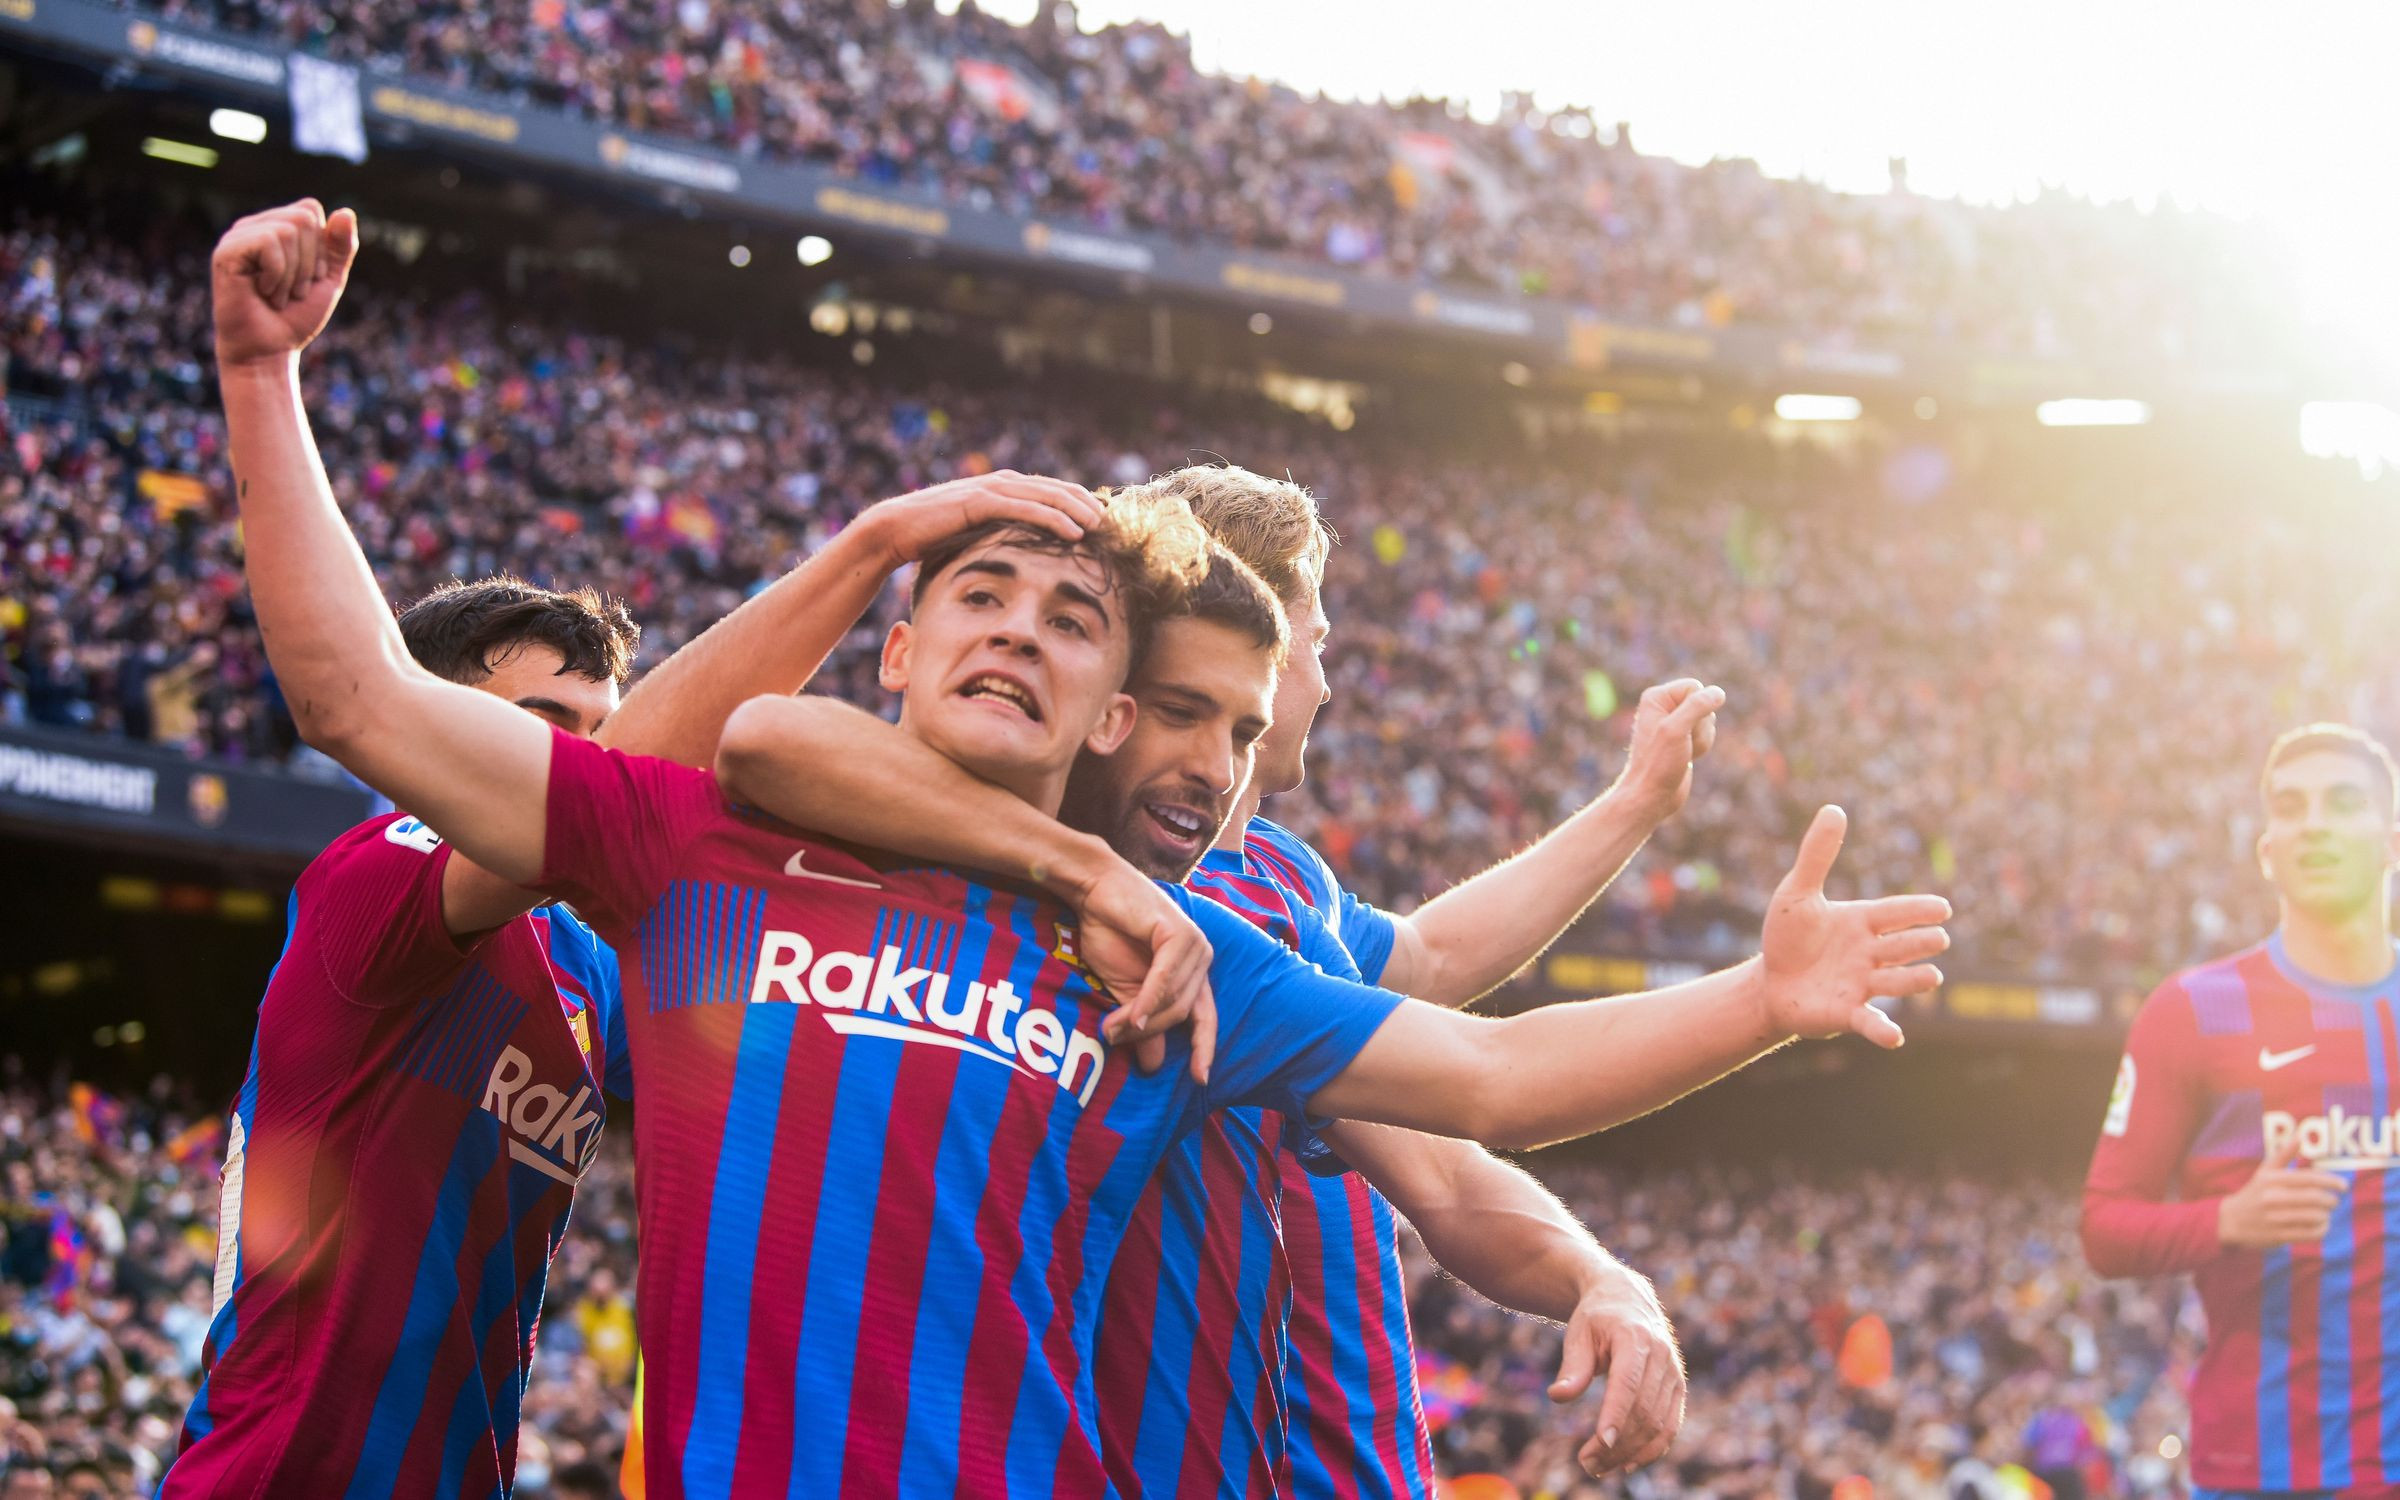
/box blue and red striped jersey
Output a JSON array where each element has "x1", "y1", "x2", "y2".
[
  {"x1": 1094, "y1": 845, "x2": 1367, "y2": 1498},
  {"x1": 2084, "y1": 934, "x2": 2400, "y2": 1492},
  {"x1": 1244, "y1": 818, "x2": 1439, "y2": 1500},
  {"x1": 166, "y1": 813, "x2": 627, "y2": 1499},
  {"x1": 532, "y1": 730, "x2": 1403, "y2": 1497}
]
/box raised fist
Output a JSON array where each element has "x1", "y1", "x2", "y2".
[{"x1": 211, "y1": 198, "x2": 359, "y2": 370}]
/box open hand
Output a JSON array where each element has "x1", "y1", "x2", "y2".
[
  {"x1": 212, "y1": 198, "x2": 359, "y2": 369},
  {"x1": 1550, "y1": 1261, "x2": 1686, "y2": 1477},
  {"x1": 1758, "y1": 806, "x2": 1951, "y2": 1048},
  {"x1": 862, "y1": 471, "x2": 1105, "y2": 571}
]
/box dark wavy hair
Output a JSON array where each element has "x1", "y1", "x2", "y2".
[{"x1": 397, "y1": 574, "x2": 640, "y2": 686}]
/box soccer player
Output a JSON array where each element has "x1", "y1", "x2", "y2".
[
  {"x1": 218, "y1": 197, "x2": 1948, "y2": 1495},
  {"x1": 183, "y1": 199, "x2": 1114, "y2": 1499},
  {"x1": 733, "y1": 466, "x2": 1735, "y2": 1489},
  {"x1": 2083, "y1": 723, "x2": 2400, "y2": 1497},
  {"x1": 725, "y1": 534, "x2": 1701, "y2": 1493}
]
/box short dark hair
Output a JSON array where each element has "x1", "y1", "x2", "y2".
[
  {"x1": 1181, "y1": 543, "x2": 1289, "y2": 661},
  {"x1": 2262, "y1": 722, "x2": 2400, "y2": 816},
  {"x1": 910, "y1": 489, "x2": 1210, "y2": 675},
  {"x1": 397, "y1": 575, "x2": 640, "y2": 687}
]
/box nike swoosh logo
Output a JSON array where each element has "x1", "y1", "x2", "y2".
[
  {"x1": 2259, "y1": 1044, "x2": 2319, "y2": 1072},
  {"x1": 783, "y1": 849, "x2": 883, "y2": 888}
]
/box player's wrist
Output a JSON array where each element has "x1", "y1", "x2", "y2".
[
  {"x1": 1028, "y1": 828, "x2": 1117, "y2": 905},
  {"x1": 1731, "y1": 956, "x2": 1783, "y2": 1044},
  {"x1": 215, "y1": 346, "x2": 302, "y2": 380}
]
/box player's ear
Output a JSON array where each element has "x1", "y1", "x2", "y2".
[
  {"x1": 878, "y1": 621, "x2": 913, "y2": 695},
  {"x1": 2256, "y1": 828, "x2": 2275, "y2": 882},
  {"x1": 1084, "y1": 691, "x2": 1137, "y2": 757}
]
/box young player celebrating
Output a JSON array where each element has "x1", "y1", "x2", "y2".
[
  {"x1": 727, "y1": 534, "x2": 1702, "y2": 1493},
  {"x1": 180, "y1": 199, "x2": 1111, "y2": 1500},
  {"x1": 2084, "y1": 724, "x2": 2400, "y2": 1496},
  {"x1": 743, "y1": 465, "x2": 1735, "y2": 1489},
  {"x1": 217, "y1": 196, "x2": 1948, "y2": 1496}
]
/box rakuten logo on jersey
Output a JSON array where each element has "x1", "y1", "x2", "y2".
[
  {"x1": 2264, "y1": 1107, "x2": 2400, "y2": 1169},
  {"x1": 747, "y1": 930, "x2": 1107, "y2": 1107},
  {"x1": 480, "y1": 1046, "x2": 603, "y2": 1185}
]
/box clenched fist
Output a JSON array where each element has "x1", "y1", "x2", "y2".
[{"x1": 212, "y1": 198, "x2": 359, "y2": 370}]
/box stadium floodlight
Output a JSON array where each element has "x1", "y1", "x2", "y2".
[
  {"x1": 209, "y1": 108, "x2": 268, "y2": 144},
  {"x1": 728, "y1": 244, "x2": 753, "y2": 267},
  {"x1": 141, "y1": 137, "x2": 219, "y2": 168},
  {"x1": 796, "y1": 235, "x2": 834, "y2": 267},
  {"x1": 2300, "y1": 400, "x2": 2400, "y2": 481},
  {"x1": 2035, "y1": 398, "x2": 2150, "y2": 427},
  {"x1": 1773, "y1": 393, "x2": 1862, "y2": 422},
  {"x1": 1248, "y1": 312, "x2": 1273, "y2": 335}
]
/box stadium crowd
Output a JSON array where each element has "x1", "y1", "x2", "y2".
[
  {"x1": 116, "y1": 0, "x2": 2272, "y2": 360},
  {"x1": 0, "y1": 1069, "x2": 2196, "y2": 1497},
  {"x1": 6, "y1": 187, "x2": 2396, "y2": 984}
]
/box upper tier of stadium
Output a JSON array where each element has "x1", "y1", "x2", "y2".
[{"x1": 109, "y1": 0, "x2": 2281, "y2": 363}]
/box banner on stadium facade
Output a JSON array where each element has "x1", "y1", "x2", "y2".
[{"x1": 0, "y1": 725, "x2": 376, "y2": 861}]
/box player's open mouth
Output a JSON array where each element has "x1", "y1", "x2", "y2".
[
  {"x1": 1145, "y1": 801, "x2": 1211, "y2": 849},
  {"x1": 958, "y1": 672, "x2": 1043, "y2": 721}
]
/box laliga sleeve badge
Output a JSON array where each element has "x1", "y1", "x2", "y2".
[{"x1": 2102, "y1": 1054, "x2": 2135, "y2": 1138}]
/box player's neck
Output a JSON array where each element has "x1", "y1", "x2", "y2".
[
  {"x1": 2278, "y1": 902, "x2": 2397, "y2": 987},
  {"x1": 1215, "y1": 783, "x2": 1266, "y2": 853}
]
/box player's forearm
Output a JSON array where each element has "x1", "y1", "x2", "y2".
[
  {"x1": 2079, "y1": 1192, "x2": 2224, "y2": 1277},
  {"x1": 1396, "y1": 784, "x2": 1670, "y2": 1007},
  {"x1": 220, "y1": 356, "x2": 415, "y2": 750},
  {"x1": 1339, "y1": 1124, "x2": 1609, "y2": 1323},
  {"x1": 221, "y1": 357, "x2": 553, "y2": 882},
  {"x1": 598, "y1": 521, "x2": 896, "y2": 768},
  {"x1": 1316, "y1": 959, "x2": 1786, "y2": 1150},
  {"x1": 715, "y1": 694, "x2": 1117, "y2": 901}
]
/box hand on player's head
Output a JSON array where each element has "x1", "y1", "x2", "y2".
[
  {"x1": 211, "y1": 199, "x2": 360, "y2": 369},
  {"x1": 864, "y1": 471, "x2": 1104, "y2": 572},
  {"x1": 1758, "y1": 805, "x2": 1953, "y2": 1050},
  {"x1": 2218, "y1": 1135, "x2": 2349, "y2": 1249}
]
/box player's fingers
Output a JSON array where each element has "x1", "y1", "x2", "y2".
[
  {"x1": 2290, "y1": 1170, "x2": 2351, "y2": 1194},
  {"x1": 1851, "y1": 1003, "x2": 1908, "y2": 1049},
  {"x1": 1692, "y1": 709, "x2": 1718, "y2": 760},
  {"x1": 1548, "y1": 1315, "x2": 1600, "y2": 1402},
  {"x1": 971, "y1": 494, "x2": 1087, "y2": 541},
  {"x1": 290, "y1": 213, "x2": 320, "y2": 305},
  {"x1": 1872, "y1": 962, "x2": 1943, "y2": 997},
  {"x1": 1872, "y1": 926, "x2": 1951, "y2": 967},
  {"x1": 1187, "y1": 982, "x2": 1216, "y2": 1088},
  {"x1": 1778, "y1": 805, "x2": 1847, "y2": 897},
  {"x1": 1657, "y1": 683, "x2": 1724, "y2": 737},
  {"x1": 2262, "y1": 1133, "x2": 2302, "y2": 1172},
  {"x1": 253, "y1": 229, "x2": 291, "y2": 308},
  {"x1": 1009, "y1": 476, "x2": 1105, "y2": 529},
  {"x1": 1860, "y1": 893, "x2": 1954, "y2": 931},
  {"x1": 1130, "y1": 1033, "x2": 1168, "y2": 1073},
  {"x1": 1591, "y1": 1336, "x2": 1645, "y2": 1456},
  {"x1": 2266, "y1": 1182, "x2": 2346, "y2": 1210},
  {"x1": 324, "y1": 207, "x2": 360, "y2": 283}
]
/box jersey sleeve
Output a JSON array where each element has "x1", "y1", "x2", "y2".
[
  {"x1": 1260, "y1": 820, "x2": 1400, "y2": 986},
  {"x1": 1175, "y1": 890, "x2": 1403, "y2": 1123},
  {"x1": 2080, "y1": 978, "x2": 2222, "y2": 1277},
  {"x1": 535, "y1": 726, "x2": 720, "y2": 934},
  {"x1": 290, "y1": 815, "x2": 480, "y2": 1008}
]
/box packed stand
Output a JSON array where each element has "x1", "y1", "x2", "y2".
[
  {"x1": 108, "y1": 0, "x2": 2277, "y2": 361},
  {"x1": 6, "y1": 190, "x2": 2398, "y2": 982},
  {"x1": 1, "y1": 1070, "x2": 2198, "y2": 1497}
]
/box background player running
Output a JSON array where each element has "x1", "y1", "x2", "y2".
[
  {"x1": 2084, "y1": 724, "x2": 2400, "y2": 1498},
  {"x1": 218, "y1": 194, "x2": 1949, "y2": 1495}
]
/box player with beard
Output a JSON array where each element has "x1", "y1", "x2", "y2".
[
  {"x1": 725, "y1": 473, "x2": 1897, "y2": 1488},
  {"x1": 2084, "y1": 725, "x2": 2400, "y2": 1499}
]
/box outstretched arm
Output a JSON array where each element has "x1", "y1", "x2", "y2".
[
  {"x1": 1326, "y1": 1122, "x2": 1683, "y2": 1478},
  {"x1": 599, "y1": 473, "x2": 1103, "y2": 767},
  {"x1": 215, "y1": 199, "x2": 551, "y2": 883},
  {"x1": 717, "y1": 693, "x2": 1217, "y2": 1068},
  {"x1": 1375, "y1": 680, "x2": 1720, "y2": 1005},
  {"x1": 1306, "y1": 807, "x2": 1950, "y2": 1149}
]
